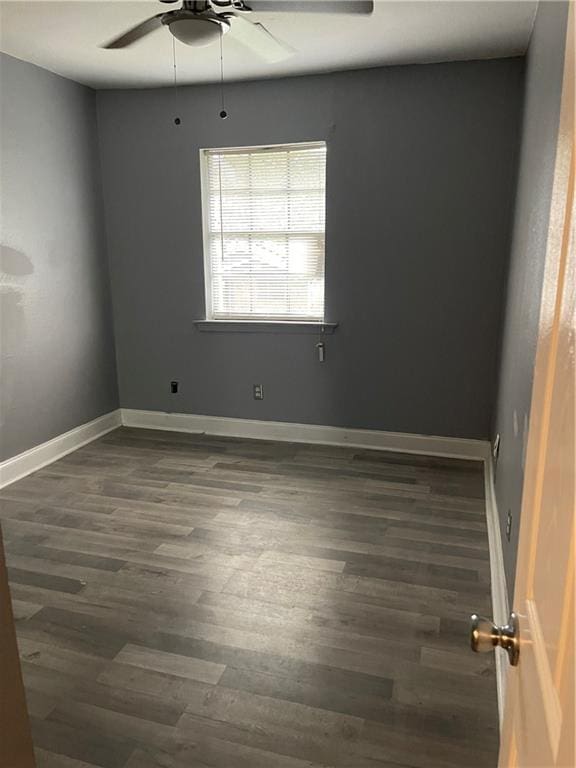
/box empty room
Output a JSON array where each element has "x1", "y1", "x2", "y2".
[{"x1": 0, "y1": 1, "x2": 573, "y2": 766}]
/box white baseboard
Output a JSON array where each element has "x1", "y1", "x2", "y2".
[
  {"x1": 120, "y1": 408, "x2": 490, "y2": 461},
  {"x1": 0, "y1": 409, "x2": 122, "y2": 489},
  {"x1": 483, "y1": 455, "x2": 510, "y2": 728},
  {"x1": 0, "y1": 408, "x2": 490, "y2": 489}
]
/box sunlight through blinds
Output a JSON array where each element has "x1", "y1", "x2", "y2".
[{"x1": 202, "y1": 142, "x2": 326, "y2": 321}]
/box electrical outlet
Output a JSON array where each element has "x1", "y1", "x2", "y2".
[
  {"x1": 170, "y1": 380, "x2": 179, "y2": 394},
  {"x1": 506, "y1": 510, "x2": 512, "y2": 542},
  {"x1": 493, "y1": 433, "x2": 501, "y2": 462},
  {"x1": 253, "y1": 384, "x2": 264, "y2": 401}
]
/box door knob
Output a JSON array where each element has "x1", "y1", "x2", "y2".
[{"x1": 470, "y1": 612, "x2": 520, "y2": 666}]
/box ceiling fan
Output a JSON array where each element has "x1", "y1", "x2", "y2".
[{"x1": 102, "y1": 0, "x2": 374, "y2": 63}]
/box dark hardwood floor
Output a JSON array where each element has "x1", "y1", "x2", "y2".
[{"x1": 0, "y1": 427, "x2": 499, "y2": 768}]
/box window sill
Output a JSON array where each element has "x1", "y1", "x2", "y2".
[{"x1": 194, "y1": 320, "x2": 338, "y2": 334}]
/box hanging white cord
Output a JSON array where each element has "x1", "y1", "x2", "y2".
[
  {"x1": 217, "y1": 149, "x2": 225, "y2": 282},
  {"x1": 217, "y1": 28, "x2": 226, "y2": 306}
]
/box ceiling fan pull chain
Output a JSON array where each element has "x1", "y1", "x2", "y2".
[
  {"x1": 219, "y1": 28, "x2": 228, "y2": 119},
  {"x1": 172, "y1": 36, "x2": 182, "y2": 125}
]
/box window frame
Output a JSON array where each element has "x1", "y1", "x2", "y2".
[{"x1": 199, "y1": 141, "x2": 327, "y2": 324}]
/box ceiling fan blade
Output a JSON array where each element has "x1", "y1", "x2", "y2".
[
  {"x1": 245, "y1": 1, "x2": 373, "y2": 14},
  {"x1": 102, "y1": 14, "x2": 165, "y2": 49},
  {"x1": 229, "y1": 15, "x2": 295, "y2": 62}
]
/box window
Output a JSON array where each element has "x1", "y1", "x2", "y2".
[{"x1": 201, "y1": 142, "x2": 326, "y2": 322}]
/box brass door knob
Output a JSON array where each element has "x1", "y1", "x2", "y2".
[{"x1": 470, "y1": 612, "x2": 520, "y2": 666}]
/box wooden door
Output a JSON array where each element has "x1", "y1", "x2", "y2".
[{"x1": 498, "y1": 8, "x2": 575, "y2": 767}]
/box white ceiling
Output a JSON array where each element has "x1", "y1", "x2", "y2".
[{"x1": 0, "y1": 0, "x2": 537, "y2": 89}]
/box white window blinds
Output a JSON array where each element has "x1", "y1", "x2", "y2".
[{"x1": 201, "y1": 142, "x2": 326, "y2": 321}]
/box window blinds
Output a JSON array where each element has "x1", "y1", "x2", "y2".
[{"x1": 202, "y1": 142, "x2": 326, "y2": 321}]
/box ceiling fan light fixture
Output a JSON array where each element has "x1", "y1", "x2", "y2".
[{"x1": 168, "y1": 16, "x2": 229, "y2": 47}]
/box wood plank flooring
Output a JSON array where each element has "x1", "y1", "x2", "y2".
[{"x1": 0, "y1": 427, "x2": 499, "y2": 768}]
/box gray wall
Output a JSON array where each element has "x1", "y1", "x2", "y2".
[
  {"x1": 493, "y1": 2, "x2": 569, "y2": 595},
  {"x1": 97, "y1": 58, "x2": 523, "y2": 440},
  {"x1": 0, "y1": 54, "x2": 119, "y2": 462}
]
